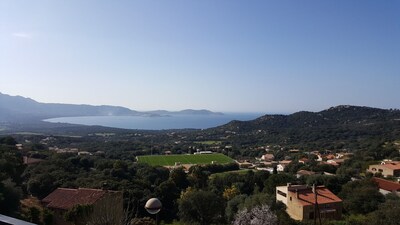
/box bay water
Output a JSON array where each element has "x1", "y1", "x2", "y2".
[{"x1": 44, "y1": 113, "x2": 263, "y2": 130}]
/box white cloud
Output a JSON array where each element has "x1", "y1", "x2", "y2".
[{"x1": 12, "y1": 32, "x2": 32, "y2": 39}]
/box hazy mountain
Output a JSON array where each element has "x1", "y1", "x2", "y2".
[
  {"x1": 0, "y1": 92, "x2": 223, "y2": 122},
  {"x1": 216, "y1": 105, "x2": 399, "y2": 131},
  {"x1": 200, "y1": 105, "x2": 400, "y2": 149}
]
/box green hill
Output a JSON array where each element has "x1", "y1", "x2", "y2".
[{"x1": 198, "y1": 105, "x2": 400, "y2": 154}]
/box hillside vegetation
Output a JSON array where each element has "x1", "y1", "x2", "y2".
[{"x1": 195, "y1": 106, "x2": 400, "y2": 152}]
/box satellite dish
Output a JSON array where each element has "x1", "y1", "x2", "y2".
[{"x1": 145, "y1": 198, "x2": 162, "y2": 214}]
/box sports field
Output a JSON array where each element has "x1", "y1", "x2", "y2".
[{"x1": 137, "y1": 153, "x2": 235, "y2": 166}]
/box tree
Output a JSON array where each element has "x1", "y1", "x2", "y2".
[
  {"x1": 366, "y1": 199, "x2": 400, "y2": 225},
  {"x1": 169, "y1": 167, "x2": 189, "y2": 190},
  {"x1": 0, "y1": 140, "x2": 24, "y2": 216},
  {"x1": 223, "y1": 185, "x2": 240, "y2": 201},
  {"x1": 27, "y1": 174, "x2": 57, "y2": 199},
  {"x1": 226, "y1": 195, "x2": 247, "y2": 222},
  {"x1": 339, "y1": 179, "x2": 385, "y2": 214},
  {"x1": 28, "y1": 207, "x2": 41, "y2": 224},
  {"x1": 232, "y1": 204, "x2": 277, "y2": 225},
  {"x1": 188, "y1": 166, "x2": 209, "y2": 189},
  {"x1": 178, "y1": 189, "x2": 224, "y2": 225},
  {"x1": 264, "y1": 174, "x2": 294, "y2": 194},
  {"x1": 42, "y1": 209, "x2": 54, "y2": 225},
  {"x1": 155, "y1": 180, "x2": 180, "y2": 221},
  {"x1": 0, "y1": 136, "x2": 17, "y2": 145},
  {"x1": 306, "y1": 175, "x2": 343, "y2": 194},
  {"x1": 0, "y1": 179, "x2": 22, "y2": 215}
]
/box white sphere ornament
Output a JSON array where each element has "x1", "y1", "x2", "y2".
[{"x1": 145, "y1": 198, "x2": 162, "y2": 214}]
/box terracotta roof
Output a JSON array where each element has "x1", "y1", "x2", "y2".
[
  {"x1": 290, "y1": 186, "x2": 342, "y2": 206},
  {"x1": 382, "y1": 162, "x2": 400, "y2": 170},
  {"x1": 42, "y1": 188, "x2": 108, "y2": 210},
  {"x1": 279, "y1": 160, "x2": 292, "y2": 165},
  {"x1": 262, "y1": 154, "x2": 275, "y2": 160},
  {"x1": 23, "y1": 156, "x2": 45, "y2": 165},
  {"x1": 372, "y1": 177, "x2": 400, "y2": 192},
  {"x1": 299, "y1": 158, "x2": 309, "y2": 163},
  {"x1": 296, "y1": 170, "x2": 315, "y2": 176},
  {"x1": 325, "y1": 154, "x2": 336, "y2": 160}
]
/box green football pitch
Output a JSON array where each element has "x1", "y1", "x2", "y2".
[{"x1": 137, "y1": 153, "x2": 235, "y2": 166}]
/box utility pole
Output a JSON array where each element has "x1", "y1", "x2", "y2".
[
  {"x1": 314, "y1": 183, "x2": 317, "y2": 225},
  {"x1": 313, "y1": 184, "x2": 322, "y2": 225}
]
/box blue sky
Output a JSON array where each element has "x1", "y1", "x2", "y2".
[{"x1": 1, "y1": 0, "x2": 399, "y2": 113}]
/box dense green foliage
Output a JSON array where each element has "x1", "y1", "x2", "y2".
[
  {"x1": 1, "y1": 106, "x2": 400, "y2": 224},
  {"x1": 0, "y1": 136, "x2": 24, "y2": 215}
]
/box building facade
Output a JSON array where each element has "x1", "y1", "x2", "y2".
[
  {"x1": 276, "y1": 184, "x2": 342, "y2": 221},
  {"x1": 42, "y1": 188, "x2": 123, "y2": 225},
  {"x1": 367, "y1": 161, "x2": 400, "y2": 178}
]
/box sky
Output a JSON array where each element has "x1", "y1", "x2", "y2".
[{"x1": 0, "y1": 0, "x2": 399, "y2": 113}]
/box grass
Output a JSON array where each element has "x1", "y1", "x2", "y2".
[{"x1": 137, "y1": 153, "x2": 235, "y2": 166}]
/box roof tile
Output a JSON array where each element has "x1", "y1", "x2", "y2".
[
  {"x1": 372, "y1": 177, "x2": 400, "y2": 192},
  {"x1": 42, "y1": 188, "x2": 108, "y2": 210},
  {"x1": 290, "y1": 186, "x2": 342, "y2": 206}
]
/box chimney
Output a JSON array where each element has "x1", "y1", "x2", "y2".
[
  {"x1": 312, "y1": 184, "x2": 316, "y2": 193},
  {"x1": 287, "y1": 183, "x2": 291, "y2": 187}
]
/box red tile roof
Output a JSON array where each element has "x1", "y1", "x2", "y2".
[
  {"x1": 290, "y1": 186, "x2": 342, "y2": 206},
  {"x1": 382, "y1": 162, "x2": 400, "y2": 170},
  {"x1": 42, "y1": 188, "x2": 108, "y2": 210},
  {"x1": 296, "y1": 170, "x2": 315, "y2": 176},
  {"x1": 372, "y1": 177, "x2": 400, "y2": 192},
  {"x1": 23, "y1": 156, "x2": 45, "y2": 165},
  {"x1": 299, "y1": 158, "x2": 310, "y2": 163}
]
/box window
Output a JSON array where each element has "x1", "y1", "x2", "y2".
[
  {"x1": 290, "y1": 197, "x2": 292, "y2": 201},
  {"x1": 378, "y1": 169, "x2": 383, "y2": 172},
  {"x1": 309, "y1": 212, "x2": 314, "y2": 219},
  {"x1": 277, "y1": 190, "x2": 287, "y2": 197}
]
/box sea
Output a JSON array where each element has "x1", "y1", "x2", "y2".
[{"x1": 44, "y1": 113, "x2": 264, "y2": 130}]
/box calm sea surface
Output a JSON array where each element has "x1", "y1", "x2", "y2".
[{"x1": 44, "y1": 113, "x2": 264, "y2": 130}]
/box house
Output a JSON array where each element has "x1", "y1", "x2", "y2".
[
  {"x1": 277, "y1": 160, "x2": 292, "y2": 172},
  {"x1": 335, "y1": 152, "x2": 353, "y2": 159},
  {"x1": 77, "y1": 151, "x2": 91, "y2": 156},
  {"x1": 276, "y1": 184, "x2": 342, "y2": 221},
  {"x1": 325, "y1": 154, "x2": 336, "y2": 160},
  {"x1": 296, "y1": 170, "x2": 316, "y2": 178},
  {"x1": 261, "y1": 154, "x2": 275, "y2": 161},
  {"x1": 372, "y1": 177, "x2": 400, "y2": 196},
  {"x1": 256, "y1": 167, "x2": 274, "y2": 173},
  {"x1": 327, "y1": 159, "x2": 346, "y2": 167},
  {"x1": 298, "y1": 158, "x2": 310, "y2": 164},
  {"x1": 42, "y1": 188, "x2": 123, "y2": 225},
  {"x1": 194, "y1": 151, "x2": 213, "y2": 155},
  {"x1": 367, "y1": 161, "x2": 400, "y2": 178},
  {"x1": 0, "y1": 214, "x2": 36, "y2": 225},
  {"x1": 23, "y1": 156, "x2": 45, "y2": 165},
  {"x1": 238, "y1": 161, "x2": 254, "y2": 169}
]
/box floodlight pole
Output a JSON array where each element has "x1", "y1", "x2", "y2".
[{"x1": 145, "y1": 198, "x2": 162, "y2": 225}]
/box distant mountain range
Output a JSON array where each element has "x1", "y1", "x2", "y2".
[
  {"x1": 201, "y1": 105, "x2": 400, "y2": 149},
  {"x1": 0, "y1": 92, "x2": 223, "y2": 122},
  {"x1": 216, "y1": 105, "x2": 400, "y2": 132}
]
